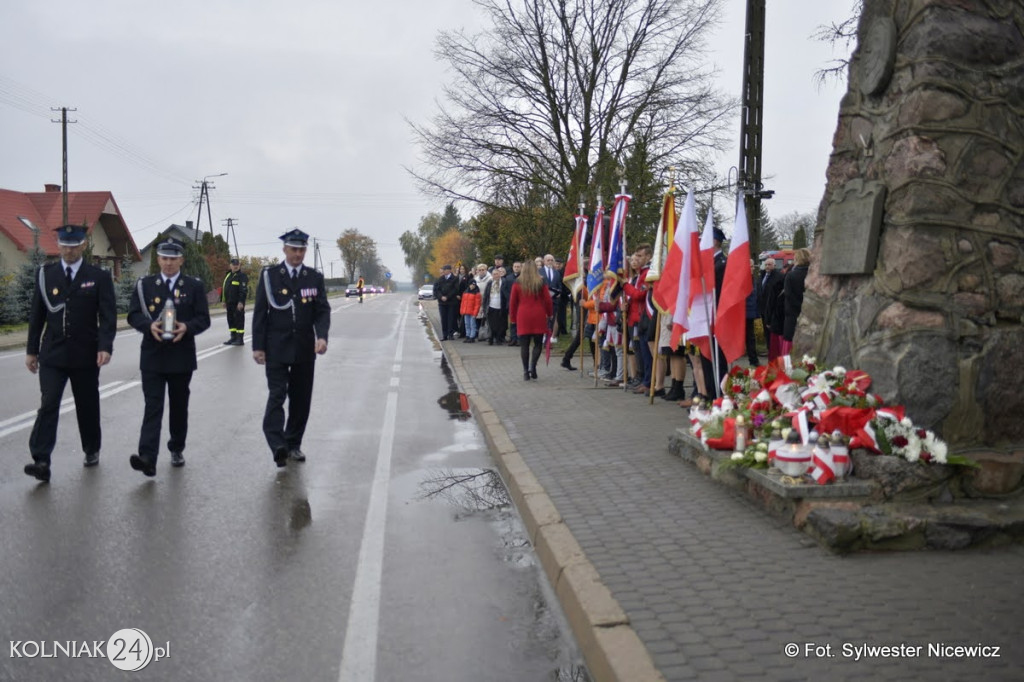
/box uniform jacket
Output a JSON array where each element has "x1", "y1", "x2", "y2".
[
  {"x1": 433, "y1": 273, "x2": 460, "y2": 304},
  {"x1": 27, "y1": 261, "x2": 116, "y2": 368},
  {"x1": 252, "y1": 263, "x2": 331, "y2": 365},
  {"x1": 127, "y1": 273, "x2": 211, "y2": 373},
  {"x1": 221, "y1": 270, "x2": 249, "y2": 305},
  {"x1": 509, "y1": 283, "x2": 553, "y2": 336}
]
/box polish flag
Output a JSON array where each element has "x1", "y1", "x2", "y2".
[
  {"x1": 714, "y1": 195, "x2": 753, "y2": 364},
  {"x1": 687, "y1": 211, "x2": 717, "y2": 359},
  {"x1": 667, "y1": 191, "x2": 697, "y2": 348}
]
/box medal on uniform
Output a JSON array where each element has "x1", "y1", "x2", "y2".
[
  {"x1": 52, "y1": 288, "x2": 59, "y2": 295},
  {"x1": 149, "y1": 305, "x2": 155, "y2": 312},
  {"x1": 155, "y1": 296, "x2": 161, "y2": 304},
  {"x1": 301, "y1": 298, "x2": 307, "y2": 304},
  {"x1": 174, "y1": 289, "x2": 180, "y2": 298}
]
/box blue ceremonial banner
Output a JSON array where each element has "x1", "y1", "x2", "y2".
[{"x1": 606, "y1": 193, "x2": 631, "y2": 278}]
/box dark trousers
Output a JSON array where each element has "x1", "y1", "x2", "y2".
[
  {"x1": 29, "y1": 364, "x2": 101, "y2": 464},
  {"x1": 520, "y1": 334, "x2": 544, "y2": 372},
  {"x1": 554, "y1": 295, "x2": 567, "y2": 336},
  {"x1": 263, "y1": 361, "x2": 315, "y2": 452},
  {"x1": 563, "y1": 321, "x2": 595, "y2": 362},
  {"x1": 227, "y1": 304, "x2": 245, "y2": 334},
  {"x1": 637, "y1": 325, "x2": 653, "y2": 386},
  {"x1": 745, "y1": 317, "x2": 758, "y2": 365},
  {"x1": 700, "y1": 347, "x2": 728, "y2": 398},
  {"x1": 139, "y1": 370, "x2": 193, "y2": 461},
  {"x1": 439, "y1": 303, "x2": 458, "y2": 340},
  {"x1": 487, "y1": 307, "x2": 507, "y2": 342}
]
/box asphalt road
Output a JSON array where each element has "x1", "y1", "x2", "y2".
[{"x1": 0, "y1": 294, "x2": 585, "y2": 681}]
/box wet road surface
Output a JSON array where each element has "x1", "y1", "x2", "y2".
[{"x1": 0, "y1": 295, "x2": 587, "y2": 681}]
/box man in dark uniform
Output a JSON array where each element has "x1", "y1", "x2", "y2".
[
  {"x1": 252, "y1": 228, "x2": 331, "y2": 467},
  {"x1": 23, "y1": 225, "x2": 116, "y2": 483},
  {"x1": 127, "y1": 238, "x2": 211, "y2": 476},
  {"x1": 432, "y1": 264, "x2": 460, "y2": 340},
  {"x1": 221, "y1": 258, "x2": 248, "y2": 345}
]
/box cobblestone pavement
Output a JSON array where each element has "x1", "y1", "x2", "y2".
[{"x1": 426, "y1": 304, "x2": 1023, "y2": 682}]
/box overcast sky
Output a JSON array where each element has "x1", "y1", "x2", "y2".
[{"x1": 0, "y1": 0, "x2": 851, "y2": 281}]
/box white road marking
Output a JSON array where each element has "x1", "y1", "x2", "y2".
[
  {"x1": 0, "y1": 380, "x2": 140, "y2": 439},
  {"x1": 337, "y1": 304, "x2": 408, "y2": 682}
]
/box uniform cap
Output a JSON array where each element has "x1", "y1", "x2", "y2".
[
  {"x1": 55, "y1": 224, "x2": 88, "y2": 247},
  {"x1": 713, "y1": 227, "x2": 726, "y2": 243},
  {"x1": 280, "y1": 228, "x2": 310, "y2": 247},
  {"x1": 156, "y1": 237, "x2": 185, "y2": 257},
  {"x1": 229, "y1": 258, "x2": 240, "y2": 265}
]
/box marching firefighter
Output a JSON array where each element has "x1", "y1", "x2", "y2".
[{"x1": 222, "y1": 258, "x2": 249, "y2": 345}]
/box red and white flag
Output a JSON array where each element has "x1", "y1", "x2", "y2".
[
  {"x1": 714, "y1": 195, "x2": 753, "y2": 364},
  {"x1": 668, "y1": 190, "x2": 698, "y2": 348},
  {"x1": 687, "y1": 211, "x2": 717, "y2": 359}
]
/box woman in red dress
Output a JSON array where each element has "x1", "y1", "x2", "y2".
[{"x1": 509, "y1": 264, "x2": 553, "y2": 380}]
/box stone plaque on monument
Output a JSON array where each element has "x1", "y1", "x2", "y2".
[{"x1": 820, "y1": 179, "x2": 887, "y2": 275}]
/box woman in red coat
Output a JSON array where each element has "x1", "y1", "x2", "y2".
[{"x1": 509, "y1": 264, "x2": 553, "y2": 380}]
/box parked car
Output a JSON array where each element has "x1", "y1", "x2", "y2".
[{"x1": 418, "y1": 284, "x2": 435, "y2": 300}]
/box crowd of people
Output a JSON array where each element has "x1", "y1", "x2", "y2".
[{"x1": 432, "y1": 246, "x2": 813, "y2": 398}]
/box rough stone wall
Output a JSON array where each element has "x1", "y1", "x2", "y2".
[{"x1": 798, "y1": 0, "x2": 1024, "y2": 448}]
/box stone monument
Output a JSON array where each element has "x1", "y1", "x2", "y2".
[{"x1": 799, "y1": 0, "x2": 1024, "y2": 455}]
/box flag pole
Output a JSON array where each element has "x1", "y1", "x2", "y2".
[
  {"x1": 617, "y1": 174, "x2": 630, "y2": 393},
  {"x1": 578, "y1": 200, "x2": 587, "y2": 379},
  {"x1": 594, "y1": 193, "x2": 603, "y2": 389}
]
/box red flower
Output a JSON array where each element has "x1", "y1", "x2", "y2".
[
  {"x1": 891, "y1": 435, "x2": 909, "y2": 448},
  {"x1": 920, "y1": 452, "x2": 932, "y2": 462},
  {"x1": 731, "y1": 385, "x2": 743, "y2": 393},
  {"x1": 916, "y1": 429, "x2": 927, "y2": 438}
]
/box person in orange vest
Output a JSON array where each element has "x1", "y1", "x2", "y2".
[{"x1": 357, "y1": 276, "x2": 365, "y2": 303}]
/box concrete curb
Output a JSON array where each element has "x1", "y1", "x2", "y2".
[{"x1": 435, "y1": 315, "x2": 665, "y2": 682}]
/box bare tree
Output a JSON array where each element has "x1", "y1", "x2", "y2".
[
  {"x1": 812, "y1": 1, "x2": 862, "y2": 87},
  {"x1": 409, "y1": 0, "x2": 733, "y2": 230}
]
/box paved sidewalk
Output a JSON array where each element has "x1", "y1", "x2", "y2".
[{"x1": 423, "y1": 302, "x2": 1023, "y2": 682}]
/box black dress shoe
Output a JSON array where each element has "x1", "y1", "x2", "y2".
[
  {"x1": 223, "y1": 338, "x2": 235, "y2": 345},
  {"x1": 129, "y1": 454, "x2": 156, "y2": 477},
  {"x1": 83, "y1": 452, "x2": 100, "y2": 467},
  {"x1": 524, "y1": 371, "x2": 531, "y2": 381},
  {"x1": 273, "y1": 447, "x2": 289, "y2": 468},
  {"x1": 530, "y1": 368, "x2": 538, "y2": 379},
  {"x1": 561, "y1": 360, "x2": 577, "y2": 371},
  {"x1": 170, "y1": 451, "x2": 185, "y2": 467},
  {"x1": 24, "y1": 462, "x2": 51, "y2": 483},
  {"x1": 289, "y1": 448, "x2": 306, "y2": 463}
]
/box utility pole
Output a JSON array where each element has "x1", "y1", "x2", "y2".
[
  {"x1": 222, "y1": 217, "x2": 239, "y2": 258},
  {"x1": 313, "y1": 239, "x2": 323, "y2": 273},
  {"x1": 50, "y1": 106, "x2": 77, "y2": 225},
  {"x1": 192, "y1": 173, "x2": 227, "y2": 242},
  {"x1": 737, "y1": 0, "x2": 771, "y2": 252}
]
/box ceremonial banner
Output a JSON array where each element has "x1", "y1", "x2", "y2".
[
  {"x1": 586, "y1": 203, "x2": 607, "y2": 292},
  {"x1": 563, "y1": 213, "x2": 588, "y2": 297}
]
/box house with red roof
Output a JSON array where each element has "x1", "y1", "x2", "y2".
[{"x1": 0, "y1": 184, "x2": 141, "y2": 279}]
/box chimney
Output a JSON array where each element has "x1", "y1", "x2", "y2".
[
  {"x1": 185, "y1": 220, "x2": 193, "y2": 231},
  {"x1": 44, "y1": 184, "x2": 61, "y2": 193}
]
